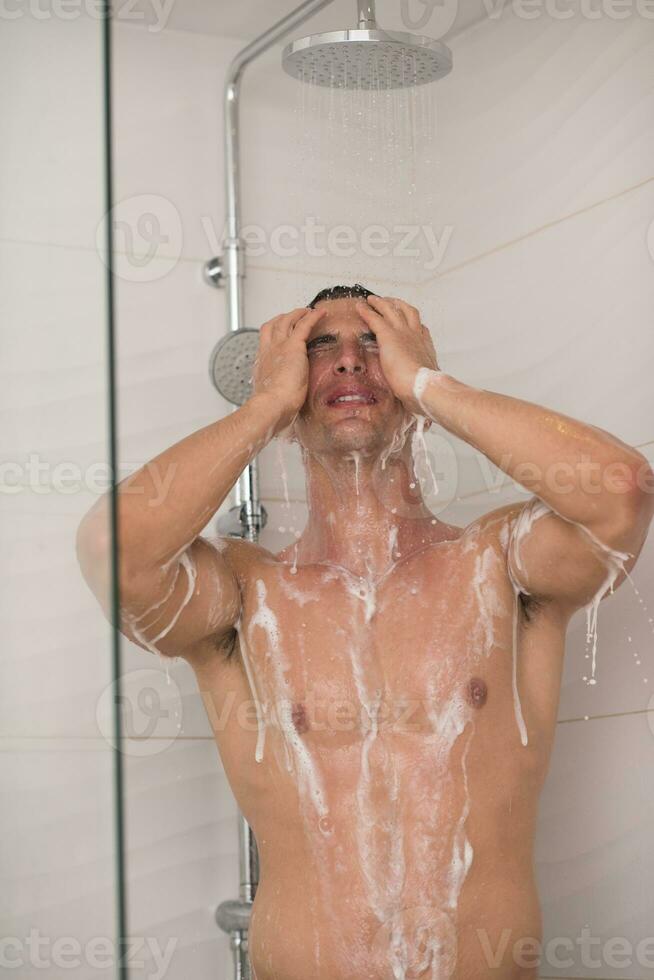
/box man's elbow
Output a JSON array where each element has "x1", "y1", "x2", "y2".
[
  {"x1": 602, "y1": 457, "x2": 654, "y2": 557},
  {"x1": 623, "y1": 456, "x2": 654, "y2": 523},
  {"x1": 76, "y1": 504, "x2": 113, "y2": 593}
]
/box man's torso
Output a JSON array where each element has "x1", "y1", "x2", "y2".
[{"x1": 189, "y1": 506, "x2": 572, "y2": 980}]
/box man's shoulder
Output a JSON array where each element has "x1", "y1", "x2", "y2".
[
  {"x1": 454, "y1": 502, "x2": 520, "y2": 555},
  {"x1": 202, "y1": 533, "x2": 281, "y2": 581}
]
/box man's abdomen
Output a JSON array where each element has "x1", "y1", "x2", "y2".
[{"x1": 248, "y1": 857, "x2": 543, "y2": 980}]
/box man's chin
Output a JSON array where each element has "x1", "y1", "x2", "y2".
[
  {"x1": 324, "y1": 420, "x2": 403, "y2": 457},
  {"x1": 293, "y1": 405, "x2": 413, "y2": 453}
]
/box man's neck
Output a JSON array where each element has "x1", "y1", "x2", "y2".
[{"x1": 295, "y1": 444, "x2": 438, "y2": 579}]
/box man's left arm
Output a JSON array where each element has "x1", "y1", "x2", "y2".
[
  {"x1": 357, "y1": 295, "x2": 654, "y2": 612},
  {"x1": 415, "y1": 369, "x2": 654, "y2": 610}
]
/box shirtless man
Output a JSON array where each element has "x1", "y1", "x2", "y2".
[{"x1": 77, "y1": 284, "x2": 653, "y2": 980}]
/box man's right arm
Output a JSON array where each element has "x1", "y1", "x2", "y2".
[
  {"x1": 76, "y1": 392, "x2": 281, "y2": 659},
  {"x1": 76, "y1": 305, "x2": 325, "y2": 661}
]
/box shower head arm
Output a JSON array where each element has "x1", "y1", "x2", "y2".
[
  {"x1": 357, "y1": 1, "x2": 377, "y2": 27},
  {"x1": 225, "y1": 0, "x2": 338, "y2": 92},
  {"x1": 223, "y1": 0, "x2": 337, "y2": 251}
]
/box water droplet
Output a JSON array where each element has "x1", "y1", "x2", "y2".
[{"x1": 319, "y1": 816, "x2": 334, "y2": 836}]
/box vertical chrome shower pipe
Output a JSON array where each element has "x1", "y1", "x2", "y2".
[
  {"x1": 216, "y1": 5, "x2": 338, "y2": 976},
  {"x1": 223, "y1": 0, "x2": 338, "y2": 541}
]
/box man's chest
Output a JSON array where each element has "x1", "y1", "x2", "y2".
[{"x1": 235, "y1": 542, "x2": 523, "y2": 745}]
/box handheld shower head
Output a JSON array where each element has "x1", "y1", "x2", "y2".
[
  {"x1": 282, "y1": 27, "x2": 452, "y2": 90},
  {"x1": 209, "y1": 329, "x2": 260, "y2": 406}
]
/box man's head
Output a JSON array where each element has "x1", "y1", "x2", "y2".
[{"x1": 290, "y1": 283, "x2": 417, "y2": 457}]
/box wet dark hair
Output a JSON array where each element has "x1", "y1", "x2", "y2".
[{"x1": 307, "y1": 283, "x2": 378, "y2": 309}]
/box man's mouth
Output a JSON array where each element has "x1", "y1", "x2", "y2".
[{"x1": 325, "y1": 386, "x2": 378, "y2": 407}]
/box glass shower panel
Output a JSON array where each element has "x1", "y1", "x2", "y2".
[{"x1": 0, "y1": 8, "x2": 125, "y2": 980}]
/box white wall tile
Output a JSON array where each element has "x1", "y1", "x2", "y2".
[
  {"x1": 425, "y1": 177, "x2": 654, "y2": 469},
  {"x1": 0, "y1": 12, "x2": 106, "y2": 249},
  {"x1": 437, "y1": 10, "x2": 654, "y2": 271},
  {"x1": 0, "y1": 743, "x2": 118, "y2": 980},
  {"x1": 536, "y1": 711, "x2": 654, "y2": 979},
  {"x1": 0, "y1": 232, "x2": 117, "y2": 746},
  {"x1": 124, "y1": 738, "x2": 239, "y2": 980},
  {"x1": 112, "y1": 24, "x2": 243, "y2": 262}
]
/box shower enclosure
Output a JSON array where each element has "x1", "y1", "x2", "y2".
[{"x1": 4, "y1": 1, "x2": 654, "y2": 979}]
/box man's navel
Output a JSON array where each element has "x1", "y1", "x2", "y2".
[{"x1": 466, "y1": 677, "x2": 488, "y2": 709}]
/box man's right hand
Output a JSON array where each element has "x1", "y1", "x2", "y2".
[{"x1": 252, "y1": 306, "x2": 326, "y2": 434}]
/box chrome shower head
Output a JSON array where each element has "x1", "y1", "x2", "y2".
[
  {"x1": 282, "y1": 27, "x2": 452, "y2": 90},
  {"x1": 209, "y1": 329, "x2": 260, "y2": 406}
]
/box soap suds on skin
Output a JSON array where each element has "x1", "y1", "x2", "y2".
[
  {"x1": 411, "y1": 414, "x2": 441, "y2": 498},
  {"x1": 232, "y1": 370, "x2": 644, "y2": 978},
  {"x1": 506, "y1": 495, "x2": 634, "y2": 744},
  {"x1": 241, "y1": 534, "x2": 488, "y2": 979}
]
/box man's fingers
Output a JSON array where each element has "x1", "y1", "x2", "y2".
[
  {"x1": 270, "y1": 306, "x2": 324, "y2": 340},
  {"x1": 356, "y1": 300, "x2": 387, "y2": 331},
  {"x1": 291, "y1": 307, "x2": 326, "y2": 341},
  {"x1": 280, "y1": 307, "x2": 314, "y2": 331},
  {"x1": 366, "y1": 295, "x2": 408, "y2": 330}
]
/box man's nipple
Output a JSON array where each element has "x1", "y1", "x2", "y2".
[{"x1": 467, "y1": 677, "x2": 488, "y2": 709}]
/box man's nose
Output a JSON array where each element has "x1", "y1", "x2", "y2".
[{"x1": 333, "y1": 341, "x2": 365, "y2": 375}]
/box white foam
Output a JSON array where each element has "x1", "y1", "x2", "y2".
[{"x1": 412, "y1": 367, "x2": 444, "y2": 417}]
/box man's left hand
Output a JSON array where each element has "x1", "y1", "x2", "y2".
[{"x1": 356, "y1": 296, "x2": 440, "y2": 415}]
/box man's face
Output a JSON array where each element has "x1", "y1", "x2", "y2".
[{"x1": 291, "y1": 297, "x2": 411, "y2": 456}]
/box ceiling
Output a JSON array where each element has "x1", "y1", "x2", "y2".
[{"x1": 120, "y1": 0, "x2": 490, "y2": 43}]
